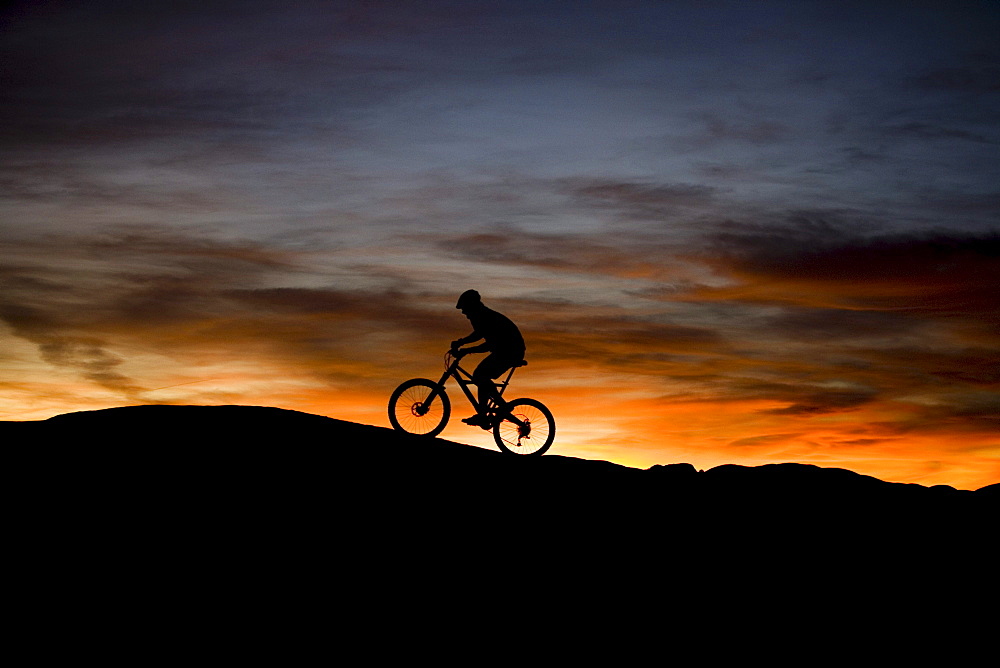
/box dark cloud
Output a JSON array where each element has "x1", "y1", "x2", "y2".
[
  {"x1": 763, "y1": 396, "x2": 875, "y2": 417},
  {"x1": 570, "y1": 180, "x2": 718, "y2": 207},
  {"x1": 729, "y1": 433, "x2": 803, "y2": 448},
  {"x1": 882, "y1": 122, "x2": 993, "y2": 144},
  {"x1": 704, "y1": 225, "x2": 1000, "y2": 316},
  {"x1": 878, "y1": 392, "x2": 1000, "y2": 436},
  {"x1": 1, "y1": 228, "x2": 286, "y2": 391},
  {"x1": 437, "y1": 230, "x2": 676, "y2": 279},
  {"x1": 431, "y1": 179, "x2": 720, "y2": 276},
  {"x1": 913, "y1": 61, "x2": 1000, "y2": 93},
  {"x1": 0, "y1": 227, "x2": 441, "y2": 394},
  {"x1": 916, "y1": 191, "x2": 1000, "y2": 215},
  {"x1": 0, "y1": 297, "x2": 144, "y2": 398},
  {"x1": 721, "y1": 378, "x2": 879, "y2": 416},
  {"x1": 38, "y1": 336, "x2": 142, "y2": 397},
  {"x1": 0, "y1": 161, "x2": 250, "y2": 218},
  {"x1": 857, "y1": 346, "x2": 1000, "y2": 387},
  {"x1": 226, "y1": 286, "x2": 454, "y2": 341},
  {"x1": 691, "y1": 114, "x2": 790, "y2": 146},
  {"x1": 764, "y1": 307, "x2": 920, "y2": 342},
  {"x1": 0, "y1": 2, "x2": 434, "y2": 153},
  {"x1": 545, "y1": 319, "x2": 722, "y2": 364},
  {"x1": 439, "y1": 231, "x2": 596, "y2": 270},
  {"x1": 567, "y1": 179, "x2": 719, "y2": 221}
]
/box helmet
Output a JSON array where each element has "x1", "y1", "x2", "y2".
[{"x1": 456, "y1": 289, "x2": 481, "y2": 309}]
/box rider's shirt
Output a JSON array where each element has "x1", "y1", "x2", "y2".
[{"x1": 465, "y1": 306, "x2": 526, "y2": 359}]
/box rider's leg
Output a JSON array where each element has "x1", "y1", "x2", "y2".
[
  {"x1": 463, "y1": 354, "x2": 510, "y2": 426},
  {"x1": 476, "y1": 377, "x2": 505, "y2": 412}
]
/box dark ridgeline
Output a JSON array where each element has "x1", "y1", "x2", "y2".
[
  {"x1": 8, "y1": 405, "x2": 993, "y2": 525},
  {"x1": 7, "y1": 402, "x2": 995, "y2": 646},
  {"x1": 6, "y1": 405, "x2": 995, "y2": 604}
]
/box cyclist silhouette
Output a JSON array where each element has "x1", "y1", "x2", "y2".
[{"x1": 450, "y1": 289, "x2": 526, "y2": 428}]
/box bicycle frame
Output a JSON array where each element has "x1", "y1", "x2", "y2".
[{"x1": 429, "y1": 353, "x2": 522, "y2": 419}]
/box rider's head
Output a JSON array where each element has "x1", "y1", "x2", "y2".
[{"x1": 456, "y1": 289, "x2": 482, "y2": 314}]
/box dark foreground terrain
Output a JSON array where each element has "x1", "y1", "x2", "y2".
[
  {"x1": 8, "y1": 404, "x2": 993, "y2": 530},
  {"x1": 6, "y1": 405, "x2": 995, "y2": 635}
]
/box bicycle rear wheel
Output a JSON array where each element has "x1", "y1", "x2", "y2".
[
  {"x1": 493, "y1": 398, "x2": 555, "y2": 456},
  {"x1": 388, "y1": 378, "x2": 451, "y2": 437}
]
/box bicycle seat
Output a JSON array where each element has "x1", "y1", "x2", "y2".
[{"x1": 515, "y1": 360, "x2": 528, "y2": 367}]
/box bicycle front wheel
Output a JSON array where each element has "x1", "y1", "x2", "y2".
[
  {"x1": 493, "y1": 398, "x2": 555, "y2": 456},
  {"x1": 388, "y1": 378, "x2": 451, "y2": 437}
]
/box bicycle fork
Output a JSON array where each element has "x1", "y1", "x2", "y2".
[{"x1": 420, "y1": 375, "x2": 449, "y2": 414}]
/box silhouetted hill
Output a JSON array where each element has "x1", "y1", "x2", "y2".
[
  {"x1": 8, "y1": 404, "x2": 995, "y2": 622},
  {"x1": 8, "y1": 405, "x2": 993, "y2": 523}
]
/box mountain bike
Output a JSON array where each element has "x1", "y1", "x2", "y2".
[{"x1": 388, "y1": 351, "x2": 556, "y2": 455}]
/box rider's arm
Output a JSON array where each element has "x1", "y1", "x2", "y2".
[
  {"x1": 452, "y1": 331, "x2": 482, "y2": 348},
  {"x1": 452, "y1": 331, "x2": 488, "y2": 356}
]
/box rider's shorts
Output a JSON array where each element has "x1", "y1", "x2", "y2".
[{"x1": 473, "y1": 352, "x2": 524, "y2": 381}]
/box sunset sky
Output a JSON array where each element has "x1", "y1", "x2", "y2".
[{"x1": 2, "y1": 1, "x2": 998, "y2": 489}]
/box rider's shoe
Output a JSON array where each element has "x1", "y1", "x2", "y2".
[{"x1": 462, "y1": 414, "x2": 489, "y2": 427}]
